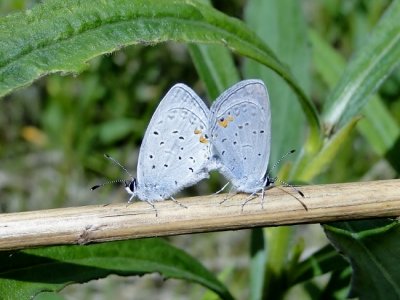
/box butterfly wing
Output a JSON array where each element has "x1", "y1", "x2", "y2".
[
  {"x1": 137, "y1": 84, "x2": 211, "y2": 201},
  {"x1": 210, "y1": 80, "x2": 271, "y2": 192}
]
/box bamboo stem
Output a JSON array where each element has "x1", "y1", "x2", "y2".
[{"x1": 1, "y1": 179, "x2": 399, "y2": 251}]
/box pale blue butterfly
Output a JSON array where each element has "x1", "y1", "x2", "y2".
[
  {"x1": 92, "y1": 84, "x2": 211, "y2": 215},
  {"x1": 208, "y1": 80, "x2": 305, "y2": 210}
]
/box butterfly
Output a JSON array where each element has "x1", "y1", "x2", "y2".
[
  {"x1": 92, "y1": 84, "x2": 212, "y2": 215},
  {"x1": 208, "y1": 80, "x2": 305, "y2": 210}
]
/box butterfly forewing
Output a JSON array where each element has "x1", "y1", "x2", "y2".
[
  {"x1": 137, "y1": 84, "x2": 211, "y2": 199},
  {"x1": 210, "y1": 80, "x2": 271, "y2": 191}
]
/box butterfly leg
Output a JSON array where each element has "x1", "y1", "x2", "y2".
[
  {"x1": 125, "y1": 195, "x2": 135, "y2": 208},
  {"x1": 241, "y1": 192, "x2": 258, "y2": 212},
  {"x1": 170, "y1": 196, "x2": 188, "y2": 209},
  {"x1": 260, "y1": 187, "x2": 266, "y2": 209},
  {"x1": 145, "y1": 201, "x2": 158, "y2": 217},
  {"x1": 214, "y1": 182, "x2": 230, "y2": 195},
  {"x1": 219, "y1": 187, "x2": 236, "y2": 205}
]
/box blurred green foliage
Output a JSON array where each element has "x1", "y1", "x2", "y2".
[{"x1": 0, "y1": 0, "x2": 399, "y2": 299}]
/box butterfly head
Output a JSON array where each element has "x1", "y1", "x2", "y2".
[{"x1": 124, "y1": 178, "x2": 137, "y2": 195}]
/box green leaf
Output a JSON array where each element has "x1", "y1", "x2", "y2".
[
  {"x1": 318, "y1": 268, "x2": 352, "y2": 300},
  {"x1": 98, "y1": 118, "x2": 143, "y2": 144},
  {"x1": 309, "y1": 28, "x2": 400, "y2": 158},
  {"x1": 322, "y1": 0, "x2": 400, "y2": 132},
  {"x1": 244, "y1": 0, "x2": 315, "y2": 164},
  {"x1": 296, "y1": 116, "x2": 360, "y2": 181},
  {"x1": 0, "y1": 239, "x2": 233, "y2": 300},
  {"x1": 262, "y1": 226, "x2": 292, "y2": 299},
  {"x1": 249, "y1": 228, "x2": 266, "y2": 300},
  {"x1": 324, "y1": 219, "x2": 400, "y2": 300},
  {"x1": 288, "y1": 244, "x2": 349, "y2": 286},
  {"x1": 34, "y1": 292, "x2": 65, "y2": 300},
  {"x1": 0, "y1": 0, "x2": 320, "y2": 147},
  {"x1": 189, "y1": 44, "x2": 240, "y2": 99},
  {"x1": 358, "y1": 97, "x2": 400, "y2": 157}
]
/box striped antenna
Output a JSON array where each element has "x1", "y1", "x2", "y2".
[
  {"x1": 263, "y1": 149, "x2": 307, "y2": 210},
  {"x1": 274, "y1": 178, "x2": 307, "y2": 210},
  {"x1": 103, "y1": 153, "x2": 134, "y2": 178},
  {"x1": 91, "y1": 179, "x2": 127, "y2": 190},
  {"x1": 91, "y1": 154, "x2": 134, "y2": 191},
  {"x1": 266, "y1": 149, "x2": 296, "y2": 176}
]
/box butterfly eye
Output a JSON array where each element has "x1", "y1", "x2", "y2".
[{"x1": 129, "y1": 180, "x2": 136, "y2": 192}]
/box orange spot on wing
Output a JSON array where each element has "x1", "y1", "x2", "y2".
[
  {"x1": 194, "y1": 129, "x2": 202, "y2": 134},
  {"x1": 218, "y1": 115, "x2": 234, "y2": 128},
  {"x1": 199, "y1": 135, "x2": 209, "y2": 144}
]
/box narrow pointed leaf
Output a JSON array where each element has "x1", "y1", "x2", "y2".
[
  {"x1": 249, "y1": 228, "x2": 266, "y2": 300},
  {"x1": 244, "y1": 0, "x2": 316, "y2": 163},
  {"x1": 189, "y1": 44, "x2": 240, "y2": 99},
  {"x1": 322, "y1": 1, "x2": 400, "y2": 132},
  {"x1": 310, "y1": 29, "x2": 399, "y2": 157},
  {"x1": 297, "y1": 116, "x2": 360, "y2": 181},
  {"x1": 288, "y1": 244, "x2": 349, "y2": 286}
]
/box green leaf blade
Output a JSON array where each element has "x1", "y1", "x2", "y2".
[
  {"x1": 188, "y1": 44, "x2": 240, "y2": 99},
  {"x1": 322, "y1": 0, "x2": 400, "y2": 132},
  {"x1": 244, "y1": 0, "x2": 315, "y2": 164},
  {"x1": 310, "y1": 27, "x2": 400, "y2": 164},
  {"x1": 0, "y1": 239, "x2": 233, "y2": 300},
  {"x1": 0, "y1": 0, "x2": 320, "y2": 145},
  {"x1": 324, "y1": 220, "x2": 400, "y2": 300}
]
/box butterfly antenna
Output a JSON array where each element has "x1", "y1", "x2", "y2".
[
  {"x1": 274, "y1": 177, "x2": 307, "y2": 210},
  {"x1": 262, "y1": 149, "x2": 307, "y2": 210},
  {"x1": 266, "y1": 149, "x2": 296, "y2": 178},
  {"x1": 104, "y1": 153, "x2": 134, "y2": 178},
  {"x1": 91, "y1": 179, "x2": 127, "y2": 191}
]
